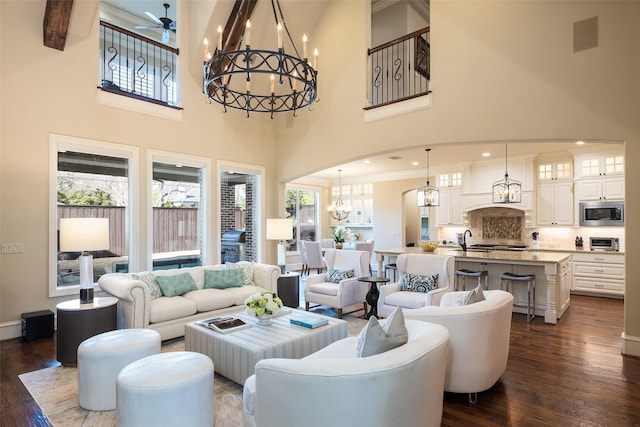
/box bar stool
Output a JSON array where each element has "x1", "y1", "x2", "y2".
[
  {"x1": 500, "y1": 272, "x2": 536, "y2": 322},
  {"x1": 384, "y1": 263, "x2": 397, "y2": 281},
  {"x1": 455, "y1": 269, "x2": 489, "y2": 291}
]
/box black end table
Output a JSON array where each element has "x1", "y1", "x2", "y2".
[
  {"x1": 56, "y1": 296, "x2": 118, "y2": 366},
  {"x1": 357, "y1": 276, "x2": 390, "y2": 319},
  {"x1": 277, "y1": 272, "x2": 300, "y2": 308}
]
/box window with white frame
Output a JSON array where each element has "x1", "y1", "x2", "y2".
[
  {"x1": 286, "y1": 188, "x2": 319, "y2": 252},
  {"x1": 50, "y1": 135, "x2": 139, "y2": 297}
]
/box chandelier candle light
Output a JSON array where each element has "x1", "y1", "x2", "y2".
[
  {"x1": 328, "y1": 169, "x2": 351, "y2": 222},
  {"x1": 59, "y1": 218, "x2": 110, "y2": 304},
  {"x1": 203, "y1": 0, "x2": 319, "y2": 118},
  {"x1": 492, "y1": 143, "x2": 522, "y2": 203},
  {"x1": 416, "y1": 148, "x2": 440, "y2": 207}
]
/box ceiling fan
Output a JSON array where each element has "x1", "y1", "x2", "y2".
[{"x1": 135, "y1": 3, "x2": 176, "y2": 44}]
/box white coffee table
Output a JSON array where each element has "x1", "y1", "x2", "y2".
[{"x1": 185, "y1": 310, "x2": 348, "y2": 385}]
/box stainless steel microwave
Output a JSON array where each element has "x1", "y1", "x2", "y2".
[{"x1": 579, "y1": 201, "x2": 624, "y2": 226}]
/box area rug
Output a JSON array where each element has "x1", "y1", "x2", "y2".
[{"x1": 20, "y1": 311, "x2": 366, "y2": 427}]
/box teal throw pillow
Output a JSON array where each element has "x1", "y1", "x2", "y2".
[
  {"x1": 400, "y1": 273, "x2": 439, "y2": 293},
  {"x1": 154, "y1": 272, "x2": 198, "y2": 297},
  {"x1": 205, "y1": 268, "x2": 244, "y2": 289},
  {"x1": 132, "y1": 272, "x2": 162, "y2": 300},
  {"x1": 326, "y1": 268, "x2": 355, "y2": 284}
]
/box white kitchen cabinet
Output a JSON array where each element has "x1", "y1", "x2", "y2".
[
  {"x1": 574, "y1": 153, "x2": 624, "y2": 178},
  {"x1": 537, "y1": 161, "x2": 572, "y2": 181},
  {"x1": 436, "y1": 188, "x2": 463, "y2": 226},
  {"x1": 574, "y1": 177, "x2": 624, "y2": 201},
  {"x1": 571, "y1": 252, "x2": 624, "y2": 297},
  {"x1": 536, "y1": 181, "x2": 573, "y2": 226}
]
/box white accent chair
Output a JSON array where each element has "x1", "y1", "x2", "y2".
[
  {"x1": 304, "y1": 241, "x2": 327, "y2": 274},
  {"x1": 378, "y1": 253, "x2": 455, "y2": 318},
  {"x1": 304, "y1": 249, "x2": 370, "y2": 318},
  {"x1": 403, "y1": 290, "x2": 514, "y2": 403},
  {"x1": 242, "y1": 320, "x2": 450, "y2": 427}
]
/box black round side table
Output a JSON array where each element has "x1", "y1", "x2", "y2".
[
  {"x1": 56, "y1": 296, "x2": 118, "y2": 366},
  {"x1": 357, "y1": 276, "x2": 390, "y2": 319}
]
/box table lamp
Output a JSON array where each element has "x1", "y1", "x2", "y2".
[
  {"x1": 59, "y1": 218, "x2": 110, "y2": 304},
  {"x1": 266, "y1": 218, "x2": 293, "y2": 274}
]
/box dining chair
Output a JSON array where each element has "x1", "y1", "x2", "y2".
[
  {"x1": 321, "y1": 239, "x2": 335, "y2": 249},
  {"x1": 304, "y1": 241, "x2": 327, "y2": 275},
  {"x1": 299, "y1": 240, "x2": 309, "y2": 276},
  {"x1": 354, "y1": 241, "x2": 375, "y2": 275}
]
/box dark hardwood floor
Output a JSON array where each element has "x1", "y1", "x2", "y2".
[{"x1": 2, "y1": 295, "x2": 639, "y2": 426}]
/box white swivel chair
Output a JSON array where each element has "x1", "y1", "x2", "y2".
[
  {"x1": 304, "y1": 249, "x2": 369, "y2": 318},
  {"x1": 403, "y1": 290, "x2": 514, "y2": 403},
  {"x1": 378, "y1": 253, "x2": 455, "y2": 318},
  {"x1": 304, "y1": 241, "x2": 327, "y2": 275}
]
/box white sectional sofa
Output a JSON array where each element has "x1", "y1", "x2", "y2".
[{"x1": 98, "y1": 262, "x2": 280, "y2": 340}]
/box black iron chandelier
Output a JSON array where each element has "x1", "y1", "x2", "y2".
[
  {"x1": 329, "y1": 170, "x2": 351, "y2": 222},
  {"x1": 203, "y1": 0, "x2": 318, "y2": 118}
]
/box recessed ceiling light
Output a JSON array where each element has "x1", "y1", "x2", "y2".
[
  {"x1": 482, "y1": 152, "x2": 490, "y2": 157},
  {"x1": 576, "y1": 140, "x2": 585, "y2": 145},
  {"x1": 412, "y1": 161, "x2": 419, "y2": 166},
  {"x1": 363, "y1": 159, "x2": 371, "y2": 164}
]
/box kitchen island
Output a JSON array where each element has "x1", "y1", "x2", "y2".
[{"x1": 375, "y1": 247, "x2": 571, "y2": 324}]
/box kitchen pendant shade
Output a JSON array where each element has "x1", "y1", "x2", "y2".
[
  {"x1": 417, "y1": 148, "x2": 439, "y2": 207},
  {"x1": 492, "y1": 144, "x2": 521, "y2": 203}
]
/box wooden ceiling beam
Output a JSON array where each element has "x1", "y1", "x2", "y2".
[
  {"x1": 222, "y1": 0, "x2": 257, "y2": 51},
  {"x1": 43, "y1": 0, "x2": 74, "y2": 51}
]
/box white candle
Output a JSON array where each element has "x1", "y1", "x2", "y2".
[
  {"x1": 313, "y1": 48, "x2": 318, "y2": 69},
  {"x1": 203, "y1": 38, "x2": 209, "y2": 60},
  {"x1": 245, "y1": 20, "x2": 251, "y2": 46},
  {"x1": 303, "y1": 34, "x2": 308, "y2": 58},
  {"x1": 292, "y1": 71, "x2": 297, "y2": 91},
  {"x1": 270, "y1": 74, "x2": 275, "y2": 93},
  {"x1": 217, "y1": 25, "x2": 223, "y2": 51},
  {"x1": 246, "y1": 79, "x2": 250, "y2": 92},
  {"x1": 277, "y1": 23, "x2": 283, "y2": 49}
]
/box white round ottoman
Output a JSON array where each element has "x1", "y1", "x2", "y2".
[
  {"x1": 116, "y1": 351, "x2": 214, "y2": 427},
  {"x1": 77, "y1": 329, "x2": 161, "y2": 411}
]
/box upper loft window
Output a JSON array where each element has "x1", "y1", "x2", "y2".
[{"x1": 99, "y1": 1, "x2": 180, "y2": 108}]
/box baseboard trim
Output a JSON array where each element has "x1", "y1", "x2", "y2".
[
  {"x1": 0, "y1": 320, "x2": 23, "y2": 341},
  {"x1": 621, "y1": 332, "x2": 640, "y2": 357}
]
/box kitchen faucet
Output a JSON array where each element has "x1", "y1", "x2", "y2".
[{"x1": 459, "y1": 229, "x2": 472, "y2": 251}]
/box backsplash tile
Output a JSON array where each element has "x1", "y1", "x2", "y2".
[{"x1": 483, "y1": 217, "x2": 522, "y2": 240}]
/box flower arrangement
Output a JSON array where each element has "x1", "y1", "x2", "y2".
[
  {"x1": 331, "y1": 224, "x2": 358, "y2": 243},
  {"x1": 244, "y1": 291, "x2": 283, "y2": 318}
]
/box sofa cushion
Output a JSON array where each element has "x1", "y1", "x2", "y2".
[
  {"x1": 225, "y1": 261, "x2": 254, "y2": 286},
  {"x1": 384, "y1": 291, "x2": 427, "y2": 309},
  {"x1": 306, "y1": 281, "x2": 338, "y2": 296},
  {"x1": 463, "y1": 284, "x2": 486, "y2": 305},
  {"x1": 355, "y1": 307, "x2": 408, "y2": 358},
  {"x1": 149, "y1": 296, "x2": 197, "y2": 323},
  {"x1": 400, "y1": 273, "x2": 439, "y2": 293},
  {"x1": 326, "y1": 268, "x2": 355, "y2": 284},
  {"x1": 132, "y1": 272, "x2": 162, "y2": 300},
  {"x1": 224, "y1": 284, "x2": 270, "y2": 306},
  {"x1": 155, "y1": 272, "x2": 198, "y2": 297},
  {"x1": 183, "y1": 289, "x2": 236, "y2": 312},
  {"x1": 204, "y1": 268, "x2": 244, "y2": 289}
]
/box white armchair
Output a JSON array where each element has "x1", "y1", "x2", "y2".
[
  {"x1": 242, "y1": 320, "x2": 450, "y2": 427},
  {"x1": 304, "y1": 249, "x2": 370, "y2": 318},
  {"x1": 378, "y1": 253, "x2": 455, "y2": 318},
  {"x1": 403, "y1": 290, "x2": 514, "y2": 403}
]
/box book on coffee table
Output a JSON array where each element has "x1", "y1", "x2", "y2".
[
  {"x1": 199, "y1": 316, "x2": 250, "y2": 334},
  {"x1": 289, "y1": 316, "x2": 329, "y2": 329}
]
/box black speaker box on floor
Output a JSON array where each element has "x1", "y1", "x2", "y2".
[{"x1": 21, "y1": 310, "x2": 54, "y2": 341}]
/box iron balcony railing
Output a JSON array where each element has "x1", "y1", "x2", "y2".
[
  {"x1": 99, "y1": 21, "x2": 180, "y2": 108},
  {"x1": 366, "y1": 27, "x2": 430, "y2": 109}
]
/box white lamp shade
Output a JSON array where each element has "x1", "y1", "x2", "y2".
[
  {"x1": 59, "y1": 218, "x2": 110, "y2": 252},
  {"x1": 266, "y1": 218, "x2": 293, "y2": 241}
]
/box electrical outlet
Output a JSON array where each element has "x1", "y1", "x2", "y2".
[{"x1": 1, "y1": 243, "x2": 24, "y2": 254}]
